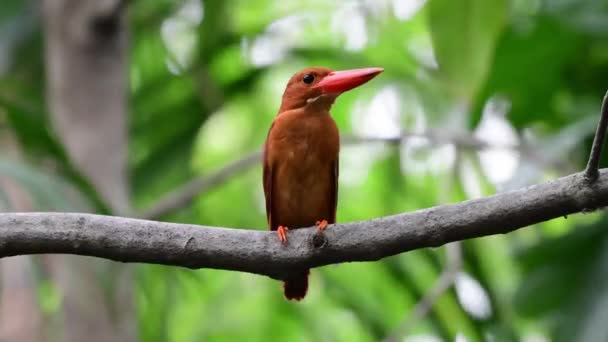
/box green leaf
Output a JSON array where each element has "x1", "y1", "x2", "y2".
[
  {"x1": 513, "y1": 217, "x2": 608, "y2": 340},
  {"x1": 428, "y1": 0, "x2": 508, "y2": 100},
  {"x1": 0, "y1": 157, "x2": 90, "y2": 211},
  {"x1": 470, "y1": 16, "x2": 581, "y2": 129},
  {"x1": 0, "y1": 97, "x2": 110, "y2": 212}
]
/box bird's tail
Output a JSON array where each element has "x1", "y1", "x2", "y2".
[{"x1": 283, "y1": 270, "x2": 309, "y2": 301}]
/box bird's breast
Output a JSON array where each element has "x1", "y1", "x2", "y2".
[
  {"x1": 267, "y1": 112, "x2": 339, "y2": 228},
  {"x1": 268, "y1": 113, "x2": 339, "y2": 166}
]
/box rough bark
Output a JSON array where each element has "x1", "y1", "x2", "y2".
[{"x1": 0, "y1": 169, "x2": 606, "y2": 280}]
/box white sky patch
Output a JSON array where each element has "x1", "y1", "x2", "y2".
[
  {"x1": 402, "y1": 89, "x2": 428, "y2": 134},
  {"x1": 344, "y1": 86, "x2": 403, "y2": 186},
  {"x1": 404, "y1": 335, "x2": 443, "y2": 342},
  {"x1": 340, "y1": 145, "x2": 390, "y2": 186},
  {"x1": 360, "y1": 0, "x2": 392, "y2": 17},
  {"x1": 401, "y1": 138, "x2": 456, "y2": 175},
  {"x1": 392, "y1": 0, "x2": 428, "y2": 21},
  {"x1": 248, "y1": 15, "x2": 311, "y2": 66},
  {"x1": 455, "y1": 334, "x2": 470, "y2": 342},
  {"x1": 522, "y1": 333, "x2": 551, "y2": 342},
  {"x1": 500, "y1": 160, "x2": 543, "y2": 192},
  {"x1": 475, "y1": 96, "x2": 520, "y2": 186},
  {"x1": 392, "y1": 90, "x2": 456, "y2": 175},
  {"x1": 248, "y1": 35, "x2": 286, "y2": 67},
  {"x1": 408, "y1": 33, "x2": 438, "y2": 69},
  {"x1": 177, "y1": 0, "x2": 204, "y2": 24},
  {"x1": 331, "y1": 3, "x2": 368, "y2": 51},
  {"x1": 352, "y1": 86, "x2": 402, "y2": 138},
  {"x1": 460, "y1": 156, "x2": 483, "y2": 199},
  {"x1": 455, "y1": 272, "x2": 492, "y2": 320},
  {"x1": 161, "y1": 0, "x2": 203, "y2": 73}
]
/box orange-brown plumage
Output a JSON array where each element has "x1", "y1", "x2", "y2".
[{"x1": 263, "y1": 66, "x2": 383, "y2": 300}]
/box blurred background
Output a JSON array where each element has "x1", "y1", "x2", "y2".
[{"x1": 1, "y1": 0, "x2": 608, "y2": 341}]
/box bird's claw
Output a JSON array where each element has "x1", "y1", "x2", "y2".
[
  {"x1": 277, "y1": 225, "x2": 289, "y2": 244},
  {"x1": 315, "y1": 219, "x2": 328, "y2": 232}
]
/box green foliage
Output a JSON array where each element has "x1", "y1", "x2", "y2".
[
  {"x1": 1, "y1": 0, "x2": 608, "y2": 340},
  {"x1": 429, "y1": 0, "x2": 508, "y2": 100}
]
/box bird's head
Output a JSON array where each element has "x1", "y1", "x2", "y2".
[{"x1": 279, "y1": 66, "x2": 383, "y2": 113}]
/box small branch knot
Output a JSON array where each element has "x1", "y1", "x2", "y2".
[
  {"x1": 584, "y1": 90, "x2": 608, "y2": 181},
  {"x1": 584, "y1": 169, "x2": 600, "y2": 183},
  {"x1": 183, "y1": 237, "x2": 195, "y2": 252},
  {"x1": 312, "y1": 232, "x2": 327, "y2": 249},
  {"x1": 90, "y1": 15, "x2": 120, "y2": 37},
  {"x1": 88, "y1": 0, "x2": 128, "y2": 38}
]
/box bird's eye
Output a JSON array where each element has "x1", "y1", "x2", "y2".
[{"x1": 302, "y1": 74, "x2": 315, "y2": 84}]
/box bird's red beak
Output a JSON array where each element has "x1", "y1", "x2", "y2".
[{"x1": 313, "y1": 67, "x2": 384, "y2": 94}]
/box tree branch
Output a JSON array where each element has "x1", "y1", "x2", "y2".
[
  {"x1": 586, "y1": 90, "x2": 608, "y2": 181},
  {"x1": 3, "y1": 169, "x2": 608, "y2": 280}
]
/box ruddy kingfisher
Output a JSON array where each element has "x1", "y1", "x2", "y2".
[{"x1": 263, "y1": 66, "x2": 383, "y2": 300}]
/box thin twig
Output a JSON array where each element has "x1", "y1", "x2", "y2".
[
  {"x1": 585, "y1": 91, "x2": 608, "y2": 181},
  {"x1": 384, "y1": 243, "x2": 462, "y2": 341},
  {"x1": 341, "y1": 130, "x2": 513, "y2": 150},
  {"x1": 141, "y1": 150, "x2": 262, "y2": 220},
  {"x1": 385, "y1": 155, "x2": 463, "y2": 341},
  {"x1": 140, "y1": 131, "x2": 519, "y2": 220}
]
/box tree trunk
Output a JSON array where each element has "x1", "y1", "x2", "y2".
[
  {"x1": 42, "y1": 0, "x2": 129, "y2": 214},
  {"x1": 42, "y1": 1, "x2": 135, "y2": 341}
]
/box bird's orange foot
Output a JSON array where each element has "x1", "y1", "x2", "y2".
[
  {"x1": 277, "y1": 225, "x2": 289, "y2": 244},
  {"x1": 315, "y1": 219, "x2": 328, "y2": 232}
]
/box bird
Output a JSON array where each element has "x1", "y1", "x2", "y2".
[{"x1": 263, "y1": 66, "x2": 383, "y2": 300}]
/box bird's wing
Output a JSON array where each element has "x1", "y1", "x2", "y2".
[
  {"x1": 328, "y1": 158, "x2": 339, "y2": 224},
  {"x1": 263, "y1": 122, "x2": 275, "y2": 230}
]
